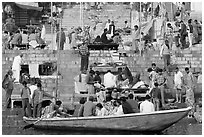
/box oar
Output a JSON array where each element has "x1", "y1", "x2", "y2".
[{"x1": 23, "y1": 111, "x2": 56, "y2": 130}]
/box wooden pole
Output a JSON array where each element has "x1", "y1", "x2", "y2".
[
  {"x1": 51, "y1": 2, "x2": 53, "y2": 50},
  {"x1": 139, "y1": 2, "x2": 141, "y2": 43}
]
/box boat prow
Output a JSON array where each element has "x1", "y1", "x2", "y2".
[{"x1": 23, "y1": 107, "x2": 191, "y2": 132}]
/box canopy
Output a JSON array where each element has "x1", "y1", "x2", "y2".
[{"x1": 15, "y1": 2, "x2": 43, "y2": 11}]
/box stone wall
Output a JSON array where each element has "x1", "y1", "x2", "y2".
[{"x1": 2, "y1": 45, "x2": 202, "y2": 104}]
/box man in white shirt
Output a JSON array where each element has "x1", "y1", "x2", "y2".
[
  {"x1": 12, "y1": 54, "x2": 23, "y2": 83},
  {"x1": 103, "y1": 70, "x2": 116, "y2": 88},
  {"x1": 29, "y1": 79, "x2": 38, "y2": 99},
  {"x1": 105, "y1": 19, "x2": 111, "y2": 31},
  {"x1": 140, "y1": 94, "x2": 155, "y2": 113},
  {"x1": 174, "y1": 67, "x2": 183, "y2": 103}
]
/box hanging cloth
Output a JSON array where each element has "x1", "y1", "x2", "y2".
[{"x1": 29, "y1": 63, "x2": 39, "y2": 77}]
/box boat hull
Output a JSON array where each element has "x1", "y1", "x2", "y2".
[{"x1": 23, "y1": 107, "x2": 191, "y2": 132}]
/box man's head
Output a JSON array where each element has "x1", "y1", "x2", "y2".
[
  {"x1": 111, "y1": 21, "x2": 114, "y2": 24},
  {"x1": 152, "y1": 63, "x2": 156, "y2": 69},
  {"x1": 134, "y1": 25, "x2": 138, "y2": 30},
  {"x1": 79, "y1": 97, "x2": 86, "y2": 104},
  {"x1": 175, "y1": 67, "x2": 179, "y2": 73},
  {"x1": 145, "y1": 94, "x2": 151, "y2": 100},
  {"x1": 107, "y1": 70, "x2": 111, "y2": 73},
  {"x1": 128, "y1": 93, "x2": 134, "y2": 99},
  {"x1": 22, "y1": 81, "x2": 27, "y2": 87},
  {"x1": 96, "y1": 103, "x2": 103, "y2": 109},
  {"x1": 154, "y1": 82, "x2": 159, "y2": 87},
  {"x1": 147, "y1": 68, "x2": 153, "y2": 73},
  {"x1": 108, "y1": 19, "x2": 110, "y2": 23},
  {"x1": 89, "y1": 96, "x2": 94, "y2": 102},
  {"x1": 158, "y1": 68, "x2": 163, "y2": 74},
  {"x1": 7, "y1": 70, "x2": 13, "y2": 75},
  {"x1": 167, "y1": 23, "x2": 172, "y2": 28},
  {"x1": 104, "y1": 28, "x2": 108, "y2": 33},
  {"x1": 20, "y1": 53, "x2": 24, "y2": 58},
  {"x1": 125, "y1": 21, "x2": 128, "y2": 24},
  {"x1": 37, "y1": 83, "x2": 42, "y2": 88},
  {"x1": 89, "y1": 70, "x2": 95, "y2": 75},
  {"x1": 185, "y1": 67, "x2": 190, "y2": 74},
  {"x1": 56, "y1": 100, "x2": 62, "y2": 106}
]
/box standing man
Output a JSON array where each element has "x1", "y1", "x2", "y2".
[
  {"x1": 174, "y1": 67, "x2": 183, "y2": 103},
  {"x1": 32, "y1": 83, "x2": 56, "y2": 118},
  {"x1": 154, "y1": 68, "x2": 167, "y2": 108},
  {"x1": 2, "y1": 70, "x2": 15, "y2": 108},
  {"x1": 132, "y1": 25, "x2": 140, "y2": 52},
  {"x1": 108, "y1": 21, "x2": 115, "y2": 38},
  {"x1": 79, "y1": 43, "x2": 90, "y2": 71},
  {"x1": 183, "y1": 67, "x2": 195, "y2": 118},
  {"x1": 160, "y1": 40, "x2": 171, "y2": 71},
  {"x1": 165, "y1": 23, "x2": 174, "y2": 49},
  {"x1": 12, "y1": 53, "x2": 23, "y2": 83},
  {"x1": 105, "y1": 19, "x2": 111, "y2": 31},
  {"x1": 21, "y1": 81, "x2": 32, "y2": 117},
  {"x1": 180, "y1": 20, "x2": 187, "y2": 49},
  {"x1": 187, "y1": 19, "x2": 193, "y2": 48},
  {"x1": 56, "y1": 28, "x2": 66, "y2": 50}
]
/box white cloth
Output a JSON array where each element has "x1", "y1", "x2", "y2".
[
  {"x1": 132, "y1": 81, "x2": 145, "y2": 89},
  {"x1": 74, "y1": 74, "x2": 87, "y2": 93},
  {"x1": 41, "y1": 25, "x2": 46, "y2": 40},
  {"x1": 12, "y1": 55, "x2": 22, "y2": 82},
  {"x1": 29, "y1": 40, "x2": 39, "y2": 48},
  {"x1": 96, "y1": 107, "x2": 109, "y2": 116},
  {"x1": 113, "y1": 105, "x2": 124, "y2": 116},
  {"x1": 140, "y1": 100, "x2": 155, "y2": 113},
  {"x1": 104, "y1": 72, "x2": 116, "y2": 88},
  {"x1": 29, "y1": 64, "x2": 39, "y2": 77},
  {"x1": 105, "y1": 22, "x2": 111, "y2": 31},
  {"x1": 174, "y1": 71, "x2": 183, "y2": 85},
  {"x1": 29, "y1": 85, "x2": 37, "y2": 98},
  {"x1": 197, "y1": 74, "x2": 202, "y2": 84}
]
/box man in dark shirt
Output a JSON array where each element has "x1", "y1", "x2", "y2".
[
  {"x1": 101, "y1": 29, "x2": 112, "y2": 44},
  {"x1": 150, "y1": 82, "x2": 161, "y2": 111},
  {"x1": 120, "y1": 96, "x2": 134, "y2": 114},
  {"x1": 83, "y1": 96, "x2": 96, "y2": 116},
  {"x1": 180, "y1": 20, "x2": 187, "y2": 49},
  {"x1": 126, "y1": 94, "x2": 140, "y2": 113}
]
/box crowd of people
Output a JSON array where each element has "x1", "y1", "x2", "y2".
[
  {"x1": 2, "y1": 24, "x2": 47, "y2": 50},
  {"x1": 74, "y1": 61, "x2": 199, "y2": 118}
]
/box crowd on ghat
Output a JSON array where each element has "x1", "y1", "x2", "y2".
[
  {"x1": 2, "y1": 4, "x2": 202, "y2": 122},
  {"x1": 2, "y1": 52, "x2": 201, "y2": 120},
  {"x1": 74, "y1": 61, "x2": 200, "y2": 118}
]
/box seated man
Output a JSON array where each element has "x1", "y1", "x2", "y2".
[
  {"x1": 140, "y1": 94, "x2": 155, "y2": 113},
  {"x1": 41, "y1": 100, "x2": 72, "y2": 118},
  {"x1": 83, "y1": 96, "x2": 96, "y2": 117},
  {"x1": 101, "y1": 29, "x2": 113, "y2": 44},
  {"x1": 126, "y1": 94, "x2": 140, "y2": 113}
]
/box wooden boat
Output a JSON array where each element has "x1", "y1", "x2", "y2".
[{"x1": 23, "y1": 107, "x2": 191, "y2": 132}]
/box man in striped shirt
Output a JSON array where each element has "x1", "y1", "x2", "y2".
[{"x1": 79, "y1": 43, "x2": 90, "y2": 71}]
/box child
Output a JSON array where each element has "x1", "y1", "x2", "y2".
[
  {"x1": 150, "y1": 82, "x2": 161, "y2": 111},
  {"x1": 21, "y1": 81, "x2": 31, "y2": 117}
]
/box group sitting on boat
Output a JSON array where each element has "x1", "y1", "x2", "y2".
[{"x1": 77, "y1": 92, "x2": 155, "y2": 117}]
